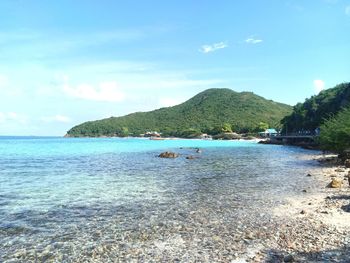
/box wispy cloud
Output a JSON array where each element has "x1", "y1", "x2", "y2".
[
  {"x1": 245, "y1": 37, "x2": 263, "y2": 44},
  {"x1": 0, "y1": 112, "x2": 28, "y2": 124},
  {"x1": 199, "y1": 42, "x2": 228, "y2": 53},
  {"x1": 0, "y1": 27, "x2": 161, "y2": 62},
  {"x1": 313, "y1": 79, "x2": 325, "y2": 94},
  {"x1": 0, "y1": 74, "x2": 8, "y2": 88},
  {"x1": 41, "y1": 114, "x2": 72, "y2": 123},
  {"x1": 346, "y1": 5, "x2": 350, "y2": 16},
  {"x1": 63, "y1": 80, "x2": 125, "y2": 102}
]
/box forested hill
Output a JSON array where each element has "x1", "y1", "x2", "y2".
[
  {"x1": 281, "y1": 83, "x2": 350, "y2": 134},
  {"x1": 66, "y1": 88, "x2": 292, "y2": 137}
]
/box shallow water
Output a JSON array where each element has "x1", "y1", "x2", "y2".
[{"x1": 0, "y1": 137, "x2": 321, "y2": 262}]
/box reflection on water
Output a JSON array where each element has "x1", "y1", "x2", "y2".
[{"x1": 0, "y1": 138, "x2": 321, "y2": 262}]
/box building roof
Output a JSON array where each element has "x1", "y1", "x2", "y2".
[
  {"x1": 267, "y1": 128, "x2": 277, "y2": 133},
  {"x1": 259, "y1": 128, "x2": 278, "y2": 134}
]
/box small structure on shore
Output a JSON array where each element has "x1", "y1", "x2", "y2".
[
  {"x1": 199, "y1": 133, "x2": 212, "y2": 140},
  {"x1": 259, "y1": 128, "x2": 279, "y2": 138}
]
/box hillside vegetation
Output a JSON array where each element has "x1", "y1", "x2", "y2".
[
  {"x1": 66, "y1": 88, "x2": 292, "y2": 137},
  {"x1": 319, "y1": 106, "x2": 350, "y2": 153},
  {"x1": 281, "y1": 83, "x2": 350, "y2": 134}
]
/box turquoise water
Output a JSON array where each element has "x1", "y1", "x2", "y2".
[{"x1": 0, "y1": 137, "x2": 321, "y2": 262}]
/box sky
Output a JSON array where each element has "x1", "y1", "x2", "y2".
[{"x1": 0, "y1": 0, "x2": 349, "y2": 136}]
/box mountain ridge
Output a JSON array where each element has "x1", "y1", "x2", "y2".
[{"x1": 66, "y1": 88, "x2": 292, "y2": 137}]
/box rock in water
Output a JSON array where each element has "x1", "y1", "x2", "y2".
[
  {"x1": 158, "y1": 152, "x2": 179, "y2": 158},
  {"x1": 330, "y1": 178, "x2": 342, "y2": 188},
  {"x1": 186, "y1": 155, "x2": 195, "y2": 160}
]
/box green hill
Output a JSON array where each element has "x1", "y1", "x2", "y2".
[
  {"x1": 66, "y1": 88, "x2": 292, "y2": 137},
  {"x1": 281, "y1": 82, "x2": 350, "y2": 134}
]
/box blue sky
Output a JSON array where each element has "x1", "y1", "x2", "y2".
[{"x1": 0, "y1": 0, "x2": 349, "y2": 135}]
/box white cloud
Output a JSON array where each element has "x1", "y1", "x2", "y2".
[
  {"x1": 41, "y1": 114, "x2": 72, "y2": 123},
  {"x1": 313, "y1": 79, "x2": 325, "y2": 94},
  {"x1": 0, "y1": 112, "x2": 28, "y2": 124},
  {"x1": 199, "y1": 42, "x2": 228, "y2": 53},
  {"x1": 63, "y1": 81, "x2": 125, "y2": 102},
  {"x1": 346, "y1": 5, "x2": 350, "y2": 16},
  {"x1": 245, "y1": 38, "x2": 263, "y2": 44}
]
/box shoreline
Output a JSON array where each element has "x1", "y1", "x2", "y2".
[{"x1": 239, "y1": 153, "x2": 350, "y2": 262}]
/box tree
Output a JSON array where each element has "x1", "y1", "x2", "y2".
[
  {"x1": 118, "y1": 127, "x2": 129, "y2": 137},
  {"x1": 256, "y1": 122, "x2": 269, "y2": 132},
  {"x1": 319, "y1": 106, "x2": 350, "y2": 153},
  {"x1": 210, "y1": 123, "x2": 232, "y2": 135}
]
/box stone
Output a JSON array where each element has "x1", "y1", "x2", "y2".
[
  {"x1": 186, "y1": 155, "x2": 196, "y2": 160},
  {"x1": 306, "y1": 173, "x2": 312, "y2": 177},
  {"x1": 345, "y1": 159, "x2": 350, "y2": 168},
  {"x1": 300, "y1": 210, "x2": 306, "y2": 214},
  {"x1": 284, "y1": 254, "x2": 295, "y2": 262},
  {"x1": 330, "y1": 178, "x2": 342, "y2": 188},
  {"x1": 158, "y1": 152, "x2": 179, "y2": 158}
]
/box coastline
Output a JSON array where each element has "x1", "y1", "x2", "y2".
[
  {"x1": 239, "y1": 153, "x2": 350, "y2": 262},
  {"x1": 2, "y1": 138, "x2": 350, "y2": 262}
]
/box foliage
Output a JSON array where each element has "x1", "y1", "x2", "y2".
[
  {"x1": 319, "y1": 106, "x2": 350, "y2": 153},
  {"x1": 178, "y1": 128, "x2": 202, "y2": 138},
  {"x1": 281, "y1": 83, "x2": 350, "y2": 134},
  {"x1": 256, "y1": 122, "x2": 269, "y2": 132},
  {"x1": 210, "y1": 123, "x2": 233, "y2": 135},
  {"x1": 66, "y1": 88, "x2": 292, "y2": 137}
]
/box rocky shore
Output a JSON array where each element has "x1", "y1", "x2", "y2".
[{"x1": 248, "y1": 154, "x2": 350, "y2": 262}]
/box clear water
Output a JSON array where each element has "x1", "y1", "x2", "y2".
[{"x1": 0, "y1": 137, "x2": 321, "y2": 262}]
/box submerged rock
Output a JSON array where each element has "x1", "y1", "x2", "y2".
[
  {"x1": 283, "y1": 254, "x2": 295, "y2": 262},
  {"x1": 158, "y1": 152, "x2": 179, "y2": 158},
  {"x1": 330, "y1": 178, "x2": 342, "y2": 188}
]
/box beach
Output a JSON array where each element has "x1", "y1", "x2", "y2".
[{"x1": 255, "y1": 154, "x2": 350, "y2": 262}]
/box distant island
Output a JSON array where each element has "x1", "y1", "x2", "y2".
[
  {"x1": 66, "y1": 88, "x2": 292, "y2": 138},
  {"x1": 66, "y1": 83, "x2": 350, "y2": 154}
]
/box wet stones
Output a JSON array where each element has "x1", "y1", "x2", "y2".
[
  {"x1": 344, "y1": 159, "x2": 350, "y2": 168},
  {"x1": 330, "y1": 178, "x2": 342, "y2": 188},
  {"x1": 283, "y1": 254, "x2": 295, "y2": 262}
]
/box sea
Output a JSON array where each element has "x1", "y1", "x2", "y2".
[{"x1": 0, "y1": 137, "x2": 322, "y2": 262}]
